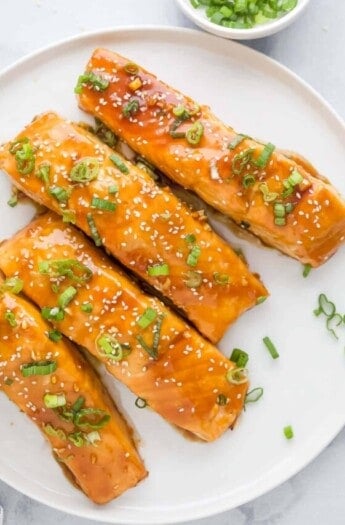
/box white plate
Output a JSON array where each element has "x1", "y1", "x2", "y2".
[
  {"x1": 0, "y1": 27, "x2": 345, "y2": 524},
  {"x1": 175, "y1": 0, "x2": 311, "y2": 40}
]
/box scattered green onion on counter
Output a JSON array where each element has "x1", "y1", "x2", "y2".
[{"x1": 190, "y1": 0, "x2": 298, "y2": 30}]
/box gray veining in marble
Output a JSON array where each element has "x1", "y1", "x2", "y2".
[{"x1": 0, "y1": 1, "x2": 344, "y2": 524}]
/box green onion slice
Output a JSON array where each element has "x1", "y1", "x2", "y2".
[
  {"x1": 70, "y1": 157, "x2": 99, "y2": 183},
  {"x1": 184, "y1": 270, "x2": 203, "y2": 288},
  {"x1": 44, "y1": 393, "x2": 66, "y2": 408},
  {"x1": 245, "y1": 387, "x2": 264, "y2": 404},
  {"x1": 232, "y1": 148, "x2": 254, "y2": 175},
  {"x1": 74, "y1": 408, "x2": 110, "y2": 430},
  {"x1": 97, "y1": 334, "x2": 128, "y2": 361},
  {"x1": 48, "y1": 330, "x2": 62, "y2": 342},
  {"x1": 122, "y1": 99, "x2": 140, "y2": 118},
  {"x1": 68, "y1": 431, "x2": 84, "y2": 447},
  {"x1": 21, "y1": 360, "x2": 57, "y2": 377},
  {"x1": 39, "y1": 259, "x2": 92, "y2": 284},
  {"x1": 302, "y1": 264, "x2": 312, "y2": 278},
  {"x1": 263, "y1": 336, "x2": 279, "y2": 359},
  {"x1": 185, "y1": 233, "x2": 196, "y2": 244},
  {"x1": 74, "y1": 71, "x2": 109, "y2": 94},
  {"x1": 147, "y1": 263, "x2": 170, "y2": 277},
  {"x1": 228, "y1": 134, "x2": 247, "y2": 150},
  {"x1": 259, "y1": 182, "x2": 279, "y2": 202},
  {"x1": 137, "y1": 307, "x2": 157, "y2": 329},
  {"x1": 7, "y1": 190, "x2": 18, "y2": 208},
  {"x1": 242, "y1": 174, "x2": 256, "y2": 188},
  {"x1": 124, "y1": 62, "x2": 139, "y2": 75},
  {"x1": 326, "y1": 313, "x2": 343, "y2": 339},
  {"x1": 49, "y1": 186, "x2": 70, "y2": 203},
  {"x1": 86, "y1": 213, "x2": 102, "y2": 247},
  {"x1": 216, "y1": 394, "x2": 228, "y2": 406},
  {"x1": 5, "y1": 311, "x2": 17, "y2": 327},
  {"x1": 62, "y1": 210, "x2": 76, "y2": 224},
  {"x1": 226, "y1": 367, "x2": 248, "y2": 385},
  {"x1": 108, "y1": 184, "x2": 119, "y2": 194},
  {"x1": 314, "y1": 293, "x2": 336, "y2": 318},
  {"x1": 230, "y1": 348, "x2": 249, "y2": 368},
  {"x1": 36, "y1": 164, "x2": 51, "y2": 186},
  {"x1": 41, "y1": 306, "x2": 65, "y2": 322},
  {"x1": 254, "y1": 143, "x2": 275, "y2": 168},
  {"x1": 186, "y1": 121, "x2": 204, "y2": 146},
  {"x1": 187, "y1": 245, "x2": 201, "y2": 267},
  {"x1": 213, "y1": 272, "x2": 230, "y2": 285},
  {"x1": 85, "y1": 430, "x2": 101, "y2": 446},
  {"x1": 109, "y1": 154, "x2": 129, "y2": 174},
  {"x1": 169, "y1": 119, "x2": 186, "y2": 139},
  {"x1": 10, "y1": 138, "x2": 35, "y2": 175},
  {"x1": 81, "y1": 303, "x2": 93, "y2": 313},
  {"x1": 283, "y1": 425, "x2": 294, "y2": 440},
  {"x1": 1, "y1": 276, "x2": 24, "y2": 295},
  {"x1": 91, "y1": 196, "x2": 116, "y2": 212},
  {"x1": 43, "y1": 424, "x2": 66, "y2": 441},
  {"x1": 256, "y1": 296, "x2": 267, "y2": 305},
  {"x1": 58, "y1": 286, "x2": 77, "y2": 309}
]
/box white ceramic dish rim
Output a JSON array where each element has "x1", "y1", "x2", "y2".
[
  {"x1": 175, "y1": 0, "x2": 311, "y2": 39},
  {"x1": 0, "y1": 26, "x2": 344, "y2": 524}
]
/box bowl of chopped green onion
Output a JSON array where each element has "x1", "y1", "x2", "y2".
[{"x1": 175, "y1": 0, "x2": 310, "y2": 39}]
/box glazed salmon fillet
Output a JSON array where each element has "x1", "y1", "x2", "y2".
[
  {"x1": 76, "y1": 48, "x2": 345, "y2": 267},
  {"x1": 0, "y1": 280, "x2": 146, "y2": 504},
  {"x1": 0, "y1": 111, "x2": 267, "y2": 343},
  {"x1": 0, "y1": 213, "x2": 248, "y2": 442}
]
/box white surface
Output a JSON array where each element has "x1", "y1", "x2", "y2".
[
  {"x1": 175, "y1": 0, "x2": 311, "y2": 39},
  {"x1": 0, "y1": 2, "x2": 344, "y2": 525}
]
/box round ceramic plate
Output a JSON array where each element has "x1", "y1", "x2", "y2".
[{"x1": 0, "y1": 27, "x2": 344, "y2": 524}]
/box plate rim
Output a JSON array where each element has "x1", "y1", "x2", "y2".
[{"x1": 0, "y1": 25, "x2": 344, "y2": 524}]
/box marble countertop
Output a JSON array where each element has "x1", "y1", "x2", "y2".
[{"x1": 0, "y1": 1, "x2": 344, "y2": 524}]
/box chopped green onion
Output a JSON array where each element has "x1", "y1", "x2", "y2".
[
  {"x1": 62, "y1": 210, "x2": 76, "y2": 224},
  {"x1": 72, "y1": 396, "x2": 85, "y2": 413},
  {"x1": 81, "y1": 303, "x2": 93, "y2": 313},
  {"x1": 21, "y1": 360, "x2": 57, "y2": 377},
  {"x1": 216, "y1": 394, "x2": 228, "y2": 406},
  {"x1": 136, "y1": 335, "x2": 157, "y2": 359},
  {"x1": 94, "y1": 118, "x2": 118, "y2": 148},
  {"x1": 242, "y1": 174, "x2": 256, "y2": 188},
  {"x1": 184, "y1": 270, "x2": 203, "y2": 288},
  {"x1": 9, "y1": 138, "x2": 35, "y2": 175},
  {"x1": 259, "y1": 182, "x2": 279, "y2": 203},
  {"x1": 48, "y1": 330, "x2": 62, "y2": 342},
  {"x1": 74, "y1": 408, "x2": 110, "y2": 430},
  {"x1": 109, "y1": 154, "x2": 130, "y2": 174},
  {"x1": 49, "y1": 186, "x2": 70, "y2": 203},
  {"x1": 228, "y1": 134, "x2": 247, "y2": 150},
  {"x1": 226, "y1": 367, "x2": 248, "y2": 385},
  {"x1": 85, "y1": 431, "x2": 101, "y2": 446},
  {"x1": 43, "y1": 424, "x2": 66, "y2": 441},
  {"x1": 41, "y1": 306, "x2": 65, "y2": 322},
  {"x1": 256, "y1": 296, "x2": 267, "y2": 305},
  {"x1": 91, "y1": 196, "x2": 116, "y2": 212},
  {"x1": 187, "y1": 245, "x2": 201, "y2": 267},
  {"x1": 232, "y1": 148, "x2": 254, "y2": 175},
  {"x1": 326, "y1": 313, "x2": 343, "y2": 339},
  {"x1": 1, "y1": 276, "x2": 24, "y2": 295},
  {"x1": 230, "y1": 348, "x2": 249, "y2": 368},
  {"x1": 173, "y1": 105, "x2": 190, "y2": 120},
  {"x1": 108, "y1": 184, "x2": 119, "y2": 194},
  {"x1": 213, "y1": 272, "x2": 230, "y2": 285},
  {"x1": 122, "y1": 99, "x2": 140, "y2": 118},
  {"x1": 97, "y1": 334, "x2": 128, "y2": 361},
  {"x1": 152, "y1": 314, "x2": 164, "y2": 354},
  {"x1": 254, "y1": 143, "x2": 275, "y2": 168},
  {"x1": 147, "y1": 263, "x2": 170, "y2": 277},
  {"x1": 68, "y1": 432, "x2": 84, "y2": 447},
  {"x1": 263, "y1": 336, "x2": 279, "y2": 359},
  {"x1": 70, "y1": 157, "x2": 99, "y2": 183},
  {"x1": 169, "y1": 119, "x2": 186, "y2": 139},
  {"x1": 74, "y1": 71, "x2": 109, "y2": 94},
  {"x1": 186, "y1": 121, "x2": 204, "y2": 146},
  {"x1": 135, "y1": 397, "x2": 147, "y2": 409},
  {"x1": 245, "y1": 387, "x2": 264, "y2": 404},
  {"x1": 137, "y1": 307, "x2": 157, "y2": 329},
  {"x1": 36, "y1": 164, "x2": 50, "y2": 186},
  {"x1": 283, "y1": 425, "x2": 294, "y2": 440},
  {"x1": 288, "y1": 170, "x2": 303, "y2": 186},
  {"x1": 303, "y1": 264, "x2": 312, "y2": 278},
  {"x1": 274, "y1": 203, "x2": 286, "y2": 219},
  {"x1": 274, "y1": 217, "x2": 286, "y2": 226},
  {"x1": 58, "y1": 286, "x2": 77, "y2": 309},
  {"x1": 124, "y1": 62, "x2": 139, "y2": 75},
  {"x1": 5, "y1": 311, "x2": 17, "y2": 327},
  {"x1": 7, "y1": 190, "x2": 18, "y2": 208},
  {"x1": 314, "y1": 293, "x2": 336, "y2": 318},
  {"x1": 39, "y1": 259, "x2": 92, "y2": 285},
  {"x1": 185, "y1": 233, "x2": 196, "y2": 244},
  {"x1": 44, "y1": 393, "x2": 66, "y2": 408},
  {"x1": 86, "y1": 213, "x2": 102, "y2": 247}
]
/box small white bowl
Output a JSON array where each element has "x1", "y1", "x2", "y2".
[{"x1": 175, "y1": 0, "x2": 311, "y2": 40}]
